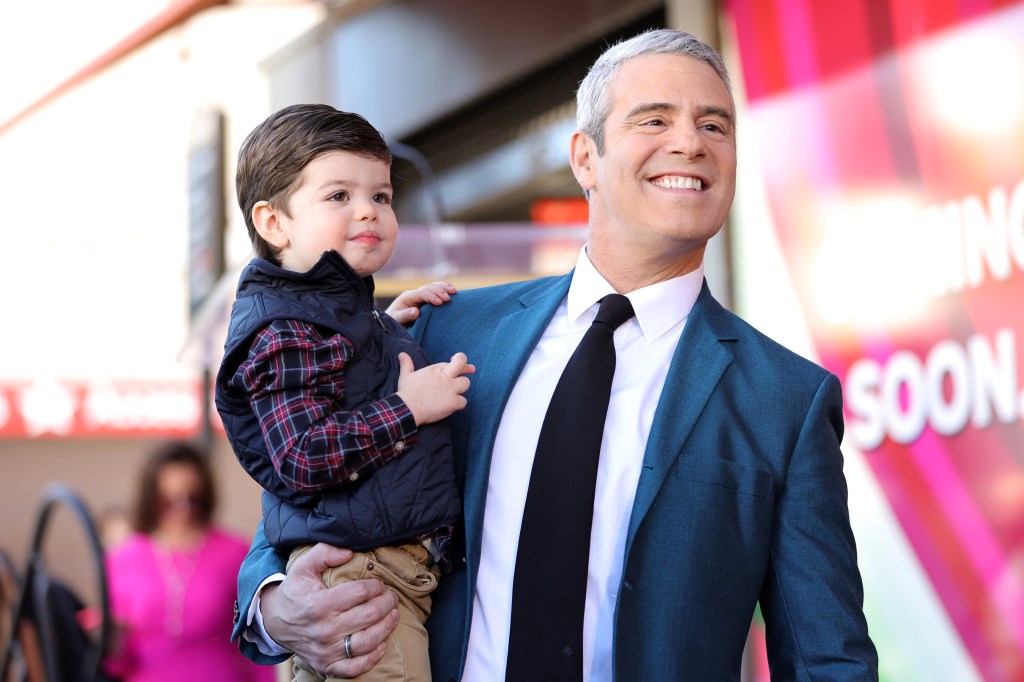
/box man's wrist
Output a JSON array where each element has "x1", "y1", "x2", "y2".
[{"x1": 246, "y1": 573, "x2": 290, "y2": 656}]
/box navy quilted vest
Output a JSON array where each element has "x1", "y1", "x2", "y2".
[{"x1": 215, "y1": 251, "x2": 461, "y2": 551}]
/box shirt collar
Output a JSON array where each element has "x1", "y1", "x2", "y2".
[{"x1": 567, "y1": 245, "x2": 704, "y2": 343}]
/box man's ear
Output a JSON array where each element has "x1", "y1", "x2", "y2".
[
  {"x1": 252, "y1": 201, "x2": 289, "y2": 249},
  {"x1": 569, "y1": 131, "x2": 598, "y2": 192}
]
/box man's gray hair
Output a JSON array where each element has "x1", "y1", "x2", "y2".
[{"x1": 576, "y1": 28, "x2": 732, "y2": 154}]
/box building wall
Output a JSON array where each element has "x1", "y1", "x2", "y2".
[{"x1": 0, "y1": 1, "x2": 329, "y2": 625}]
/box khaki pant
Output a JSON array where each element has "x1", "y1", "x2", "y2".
[{"x1": 287, "y1": 543, "x2": 439, "y2": 682}]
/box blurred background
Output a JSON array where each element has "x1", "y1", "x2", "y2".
[{"x1": 0, "y1": 0, "x2": 1022, "y2": 680}]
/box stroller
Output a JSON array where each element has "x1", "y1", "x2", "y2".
[{"x1": 0, "y1": 484, "x2": 112, "y2": 682}]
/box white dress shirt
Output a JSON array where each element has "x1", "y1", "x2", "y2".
[{"x1": 462, "y1": 248, "x2": 703, "y2": 682}]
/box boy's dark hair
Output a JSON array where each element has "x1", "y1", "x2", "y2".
[{"x1": 236, "y1": 104, "x2": 392, "y2": 264}]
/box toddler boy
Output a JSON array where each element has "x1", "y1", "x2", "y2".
[{"x1": 216, "y1": 104, "x2": 471, "y2": 682}]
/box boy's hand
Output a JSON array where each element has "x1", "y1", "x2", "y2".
[
  {"x1": 385, "y1": 281, "x2": 457, "y2": 327},
  {"x1": 396, "y1": 352, "x2": 475, "y2": 425}
]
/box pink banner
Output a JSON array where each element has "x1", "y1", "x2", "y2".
[{"x1": 726, "y1": 1, "x2": 1024, "y2": 679}]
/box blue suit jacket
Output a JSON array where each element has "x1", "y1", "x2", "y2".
[{"x1": 235, "y1": 274, "x2": 878, "y2": 681}]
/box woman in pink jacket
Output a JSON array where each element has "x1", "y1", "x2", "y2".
[{"x1": 104, "y1": 440, "x2": 275, "y2": 682}]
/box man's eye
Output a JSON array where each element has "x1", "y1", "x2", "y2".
[
  {"x1": 701, "y1": 122, "x2": 726, "y2": 134},
  {"x1": 373, "y1": 192, "x2": 393, "y2": 205},
  {"x1": 329, "y1": 191, "x2": 350, "y2": 201},
  {"x1": 642, "y1": 118, "x2": 666, "y2": 127}
]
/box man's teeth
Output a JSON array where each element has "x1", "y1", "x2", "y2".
[{"x1": 653, "y1": 176, "x2": 702, "y2": 190}]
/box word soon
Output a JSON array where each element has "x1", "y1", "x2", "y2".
[{"x1": 845, "y1": 328, "x2": 1018, "y2": 450}]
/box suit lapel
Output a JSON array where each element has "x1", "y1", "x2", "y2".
[
  {"x1": 462, "y1": 274, "x2": 572, "y2": 573},
  {"x1": 625, "y1": 282, "x2": 736, "y2": 552}
]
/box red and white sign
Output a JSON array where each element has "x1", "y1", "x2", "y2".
[{"x1": 0, "y1": 380, "x2": 206, "y2": 438}]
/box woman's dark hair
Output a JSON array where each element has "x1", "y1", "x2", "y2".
[{"x1": 132, "y1": 440, "x2": 217, "y2": 534}]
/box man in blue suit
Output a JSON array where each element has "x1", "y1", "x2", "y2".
[{"x1": 233, "y1": 29, "x2": 878, "y2": 681}]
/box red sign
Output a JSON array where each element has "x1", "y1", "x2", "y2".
[{"x1": 0, "y1": 380, "x2": 206, "y2": 438}]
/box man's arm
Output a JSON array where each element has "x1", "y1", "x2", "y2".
[
  {"x1": 236, "y1": 521, "x2": 400, "y2": 676},
  {"x1": 759, "y1": 373, "x2": 879, "y2": 679},
  {"x1": 234, "y1": 519, "x2": 289, "y2": 663}
]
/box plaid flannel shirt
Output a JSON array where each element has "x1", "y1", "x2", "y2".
[{"x1": 233, "y1": 318, "x2": 452, "y2": 571}]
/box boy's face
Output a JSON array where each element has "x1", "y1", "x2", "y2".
[{"x1": 256, "y1": 151, "x2": 398, "y2": 276}]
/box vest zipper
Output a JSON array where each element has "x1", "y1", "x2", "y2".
[{"x1": 342, "y1": 257, "x2": 386, "y2": 334}]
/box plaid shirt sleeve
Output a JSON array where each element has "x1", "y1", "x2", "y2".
[{"x1": 232, "y1": 319, "x2": 419, "y2": 494}]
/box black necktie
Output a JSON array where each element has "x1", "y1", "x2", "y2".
[{"x1": 506, "y1": 293, "x2": 636, "y2": 682}]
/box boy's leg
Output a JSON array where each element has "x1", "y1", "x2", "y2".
[
  {"x1": 287, "y1": 545, "x2": 335, "y2": 682},
  {"x1": 357, "y1": 544, "x2": 437, "y2": 682},
  {"x1": 287, "y1": 543, "x2": 438, "y2": 682},
  {"x1": 292, "y1": 654, "x2": 326, "y2": 682}
]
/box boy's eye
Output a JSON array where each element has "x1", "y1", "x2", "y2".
[
  {"x1": 329, "y1": 190, "x2": 350, "y2": 201},
  {"x1": 373, "y1": 192, "x2": 393, "y2": 205}
]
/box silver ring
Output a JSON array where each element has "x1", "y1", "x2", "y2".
[{"x1": 344, "y1": 634, "x2": 353, "y2": 659}]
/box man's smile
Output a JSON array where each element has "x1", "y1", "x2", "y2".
[{"x1": 650, "y1": 174, "x2": 706, "y2": 191}]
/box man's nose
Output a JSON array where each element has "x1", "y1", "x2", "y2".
[{"x1": 666, "y1": 124, "x2": 707, "y2": 157}]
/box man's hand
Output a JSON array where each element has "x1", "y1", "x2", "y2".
[
  {"x1": 261, "y1": 544, "x2": 400, "y2": 678},
  {"x1": 385, "y1": 281, "x2": 457, "y2": 327}
]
